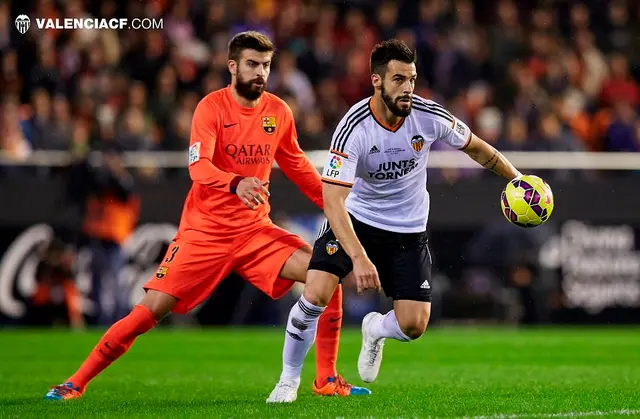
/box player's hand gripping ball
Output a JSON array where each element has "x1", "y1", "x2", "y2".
[{"x1": 501, "y1": 175, "x2": 554, "y2": 228}]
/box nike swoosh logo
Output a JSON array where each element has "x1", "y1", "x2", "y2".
[
  {"x1": 328, "y1": 317, "x2": 342, "y2": 323},
  {"x1": 287, "y1": 331, "x2": 304, "y2": 341},
  {"x1": 223, "y1": 123, "x2": 238, "y2": 128}
]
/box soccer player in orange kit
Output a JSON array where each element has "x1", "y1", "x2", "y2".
[{"x1": 45, "y1": 31, "x2": 370, "y2": 400}]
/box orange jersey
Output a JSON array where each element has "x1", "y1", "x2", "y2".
[{"x1": 178, "y1": 86, "x2": 323, "y2": 240}]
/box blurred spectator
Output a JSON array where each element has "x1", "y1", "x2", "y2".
[
  {"x1": 1, "y1": 49, "x2": 22, "y2": 96},
  {"x1": 24, "y1": 88, "x2": 54, "y2": 149},
  {"x1": 605, "y1": 101, "x2": 638, "y2": 152},
  {"x1": 497, "y1": 114, "x2": 532, "y2": 151},
  {"x1": 270, "y1": 49, "x2": 316, "y2": 111},
  {"x1": 70, "y1": 143, "x2": 140, "y2": 325},
  {"x1": 24, "y1": 238, "x2": 84, "y2": 329},
  {"x1": 599, "y1": 53, "x2": 640, "y2": 107},
  {"x1": 534, "y1": 112, "x2": 583, "y2": 152}
]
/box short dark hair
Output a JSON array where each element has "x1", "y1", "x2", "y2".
[
  {"x1": 228, "y1": 31, "x2": 275, "y2": 61},
  {"x1": 370, "y1": 39, "x2": 416, "y2": 75}
]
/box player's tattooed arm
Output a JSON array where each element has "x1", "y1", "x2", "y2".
[{"x1": 463, "y1": 134, "x2": 521, "y2": 180}]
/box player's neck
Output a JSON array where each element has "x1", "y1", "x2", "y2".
[
  {"x1": 229, "y1": 84, "x2": 261, "y2": 109},
  {"x1": 370, "y1": 95, "x2": 403, "y2": 128}
]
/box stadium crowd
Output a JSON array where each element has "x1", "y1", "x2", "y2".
[{"x1": 2, "y1": 0, "x2": 640, "y2": 174}]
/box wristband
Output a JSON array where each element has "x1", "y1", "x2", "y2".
[{"x1": 229, "y1": 176, "x2": 244, "y2": 194}]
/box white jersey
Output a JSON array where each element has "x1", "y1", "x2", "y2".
[{"x1": 321, "y1": 95, "x2": 472, "y2": 233}]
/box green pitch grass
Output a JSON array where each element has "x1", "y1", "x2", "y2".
[{"x1": 1, "y1": 327, "x2": 639, "y2": 418}]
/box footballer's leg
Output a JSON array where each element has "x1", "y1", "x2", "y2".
[
  {"x1": 233, "y1": 225, "x2": 369, "y2": 402},
  {"x1": 45, "y1": 240, "x2": 233, "y2": 400},
  {"x1": 280, "y1": 245, "x2": 371, "y2": 396},
  {"x1": 262, "y1": 225, "x2": 369, "y2": 403},
  {"x1": 267, "y1": 269, "x2": 340, "y2": 403},
  {"x1": 278, "y1": 247, "x2": 369, "y2": 398},
  {"x1": 358, "y1": 300, "x2": 431, "y2": 382},
  {"x1": 358, "y1": 231, "x2": 432, "y2": 383},
  {"x1": 44, "y1": 290, "x2": 172, "y2": 400}
]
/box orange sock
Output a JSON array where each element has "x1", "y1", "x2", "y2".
[
  {"x1": 315, "y1": 285, "x2": 343, "y2": 384},
  {"x1": 67, "y1": 305, "x2": 157, "y2": 391}
]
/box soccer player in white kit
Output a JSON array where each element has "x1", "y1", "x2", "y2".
[{"x1": 267, "y1": 39, "x2": 523, "y2": 403}]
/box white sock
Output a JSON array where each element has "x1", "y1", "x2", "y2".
[
  {"x1": 369, "y1": 310, "x2": 412, "y2": 342},
  {"x1": 280, "y1": 295, "x2": 326, "y2": 381}
]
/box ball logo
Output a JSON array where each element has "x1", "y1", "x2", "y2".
[
  {"x1": 329, "y1": 156, "x2": 342, "y2": 169},
  {"x1": 15, "y1": 15, "x2": 30, "y2": 35},
  {"x1": 411, "y1": 135, "x2": 425, "y2": 152},
  {"x1": 262, "y1": 116, "x2": 276, "y2": 134},
  {"x1": 326, "y1": 240, "x2": 339, "y2": 255}
]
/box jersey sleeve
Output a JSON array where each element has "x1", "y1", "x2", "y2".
[
  {"x1": 188, "y1": 98, "x2": 240, "y2": 190},
  {"x1": 274, "y1": 105, "x2": 324, "y2": 209},
  {"x1": 321, "y1": 126, "x2": 362, "y2": 187},
  {"x1": 434, "y1": 113, "x2": 473, "y2": 150}
]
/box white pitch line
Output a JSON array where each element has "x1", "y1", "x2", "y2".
[{"x1": 461, "y1": 409, "x2": 640, "y2": 419}]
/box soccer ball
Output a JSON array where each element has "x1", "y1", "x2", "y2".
[{"x1": 501, "y1": 175, "x2": 554, "y2": 228}]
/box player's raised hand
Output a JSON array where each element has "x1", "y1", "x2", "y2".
[
  {"x1": 352, "y1": 254, "x2": 381, "y2": 295},
  {"x1": 236, "y1": 177, "x2": 270, "y2": 210}
]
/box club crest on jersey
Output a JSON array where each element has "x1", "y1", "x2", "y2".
[
  {"x1": 262, "y1": 116, "x2": 276, "y2": 134},
  {"x1": 326, "y1": 240, "x2": 339, "y2": 255},
  {"x1": 411, "y1": 135, "x2": 425, "y2": 152},
  {"x1": 156, "y1": 266, "x2": 169, "y2": 279}
]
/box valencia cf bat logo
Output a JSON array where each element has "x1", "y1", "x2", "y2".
[
  {"x1": 262, "y1": 116, "x2": 276, "y2": 134},
  {"x1": 411, "y1": 135, "x2": 425, "y2": 152},
  {"x1": 326, "y1": 241, "x2": 339, "y2": 255}
]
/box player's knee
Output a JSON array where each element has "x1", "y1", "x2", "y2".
[
  {"x1": 140, "y1": 290, "x2": 176, "y2": 321},
  {"x1": 398, "y1": 318, "x2": 429, "y2": 340},
  {"x1": 302, "y1": 271, "x2": 338, "y2": 307},
  {"x1": 395, "y1": 306, "x2": 431, "y2": 340},
  {"x1": 302, "y1": 288, "x2": 331, "y2": 307}
]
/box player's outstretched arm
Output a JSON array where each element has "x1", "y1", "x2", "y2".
[
  {"x1": 323, "y1": 183, "x2": 380, "y2": 294},
  {"x1": 462, "y1": 134, "x2": 522, "y2": 180}
]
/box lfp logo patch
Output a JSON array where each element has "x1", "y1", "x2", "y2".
[
  {"x1": 329, "y1": 156, "x2": 342, "y2": 169},
  {"x1": 189, "y1": 142, "x2": 201, "y2": 165}
]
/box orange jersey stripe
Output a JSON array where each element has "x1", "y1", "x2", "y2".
[
  {"x1": 330, "y1": 149, "x2": 349, "y2": 158},
  {"x1": 322, "y1": 178, "x2": 354, "y2": 187}
]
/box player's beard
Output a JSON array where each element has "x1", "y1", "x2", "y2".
[
  {"x1": 381, "y1": 83, "x2": 412, "y2": 117},
  {"x1": 235, "y1": 73, "x2": 266, "y2": 101}
]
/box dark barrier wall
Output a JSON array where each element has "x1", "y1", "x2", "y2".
[
  {"x1": 3, "y1": 172, "x2": 640, "y2": 227},
  {"x1": 1, "y1": 172, "x2": 639, "y2": 325}
]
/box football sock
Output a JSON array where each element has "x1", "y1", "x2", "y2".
[
  {"x1": 280, "y1": 295, "x2": 325, "y2": 382},
  {"x1": 315, "y1": 285, "x2": 343, "y2": 383},
  {"x1": 67, "y1": 305, "x2": 157, "y2": 391},
  {"x1": 369, "y1": 310, "x2": 412, "y2": 342}
]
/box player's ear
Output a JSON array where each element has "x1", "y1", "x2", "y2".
[
  {"x1": 228, "y1": 60, "x2": 237, "y2": 77},
  {"x1": 371, "y1": 73, "x2": 382, "y2": 90}
]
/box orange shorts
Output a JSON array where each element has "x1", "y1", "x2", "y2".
[{"x1": 143, "y1": 224, "x2": 307, "y2": 314}]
